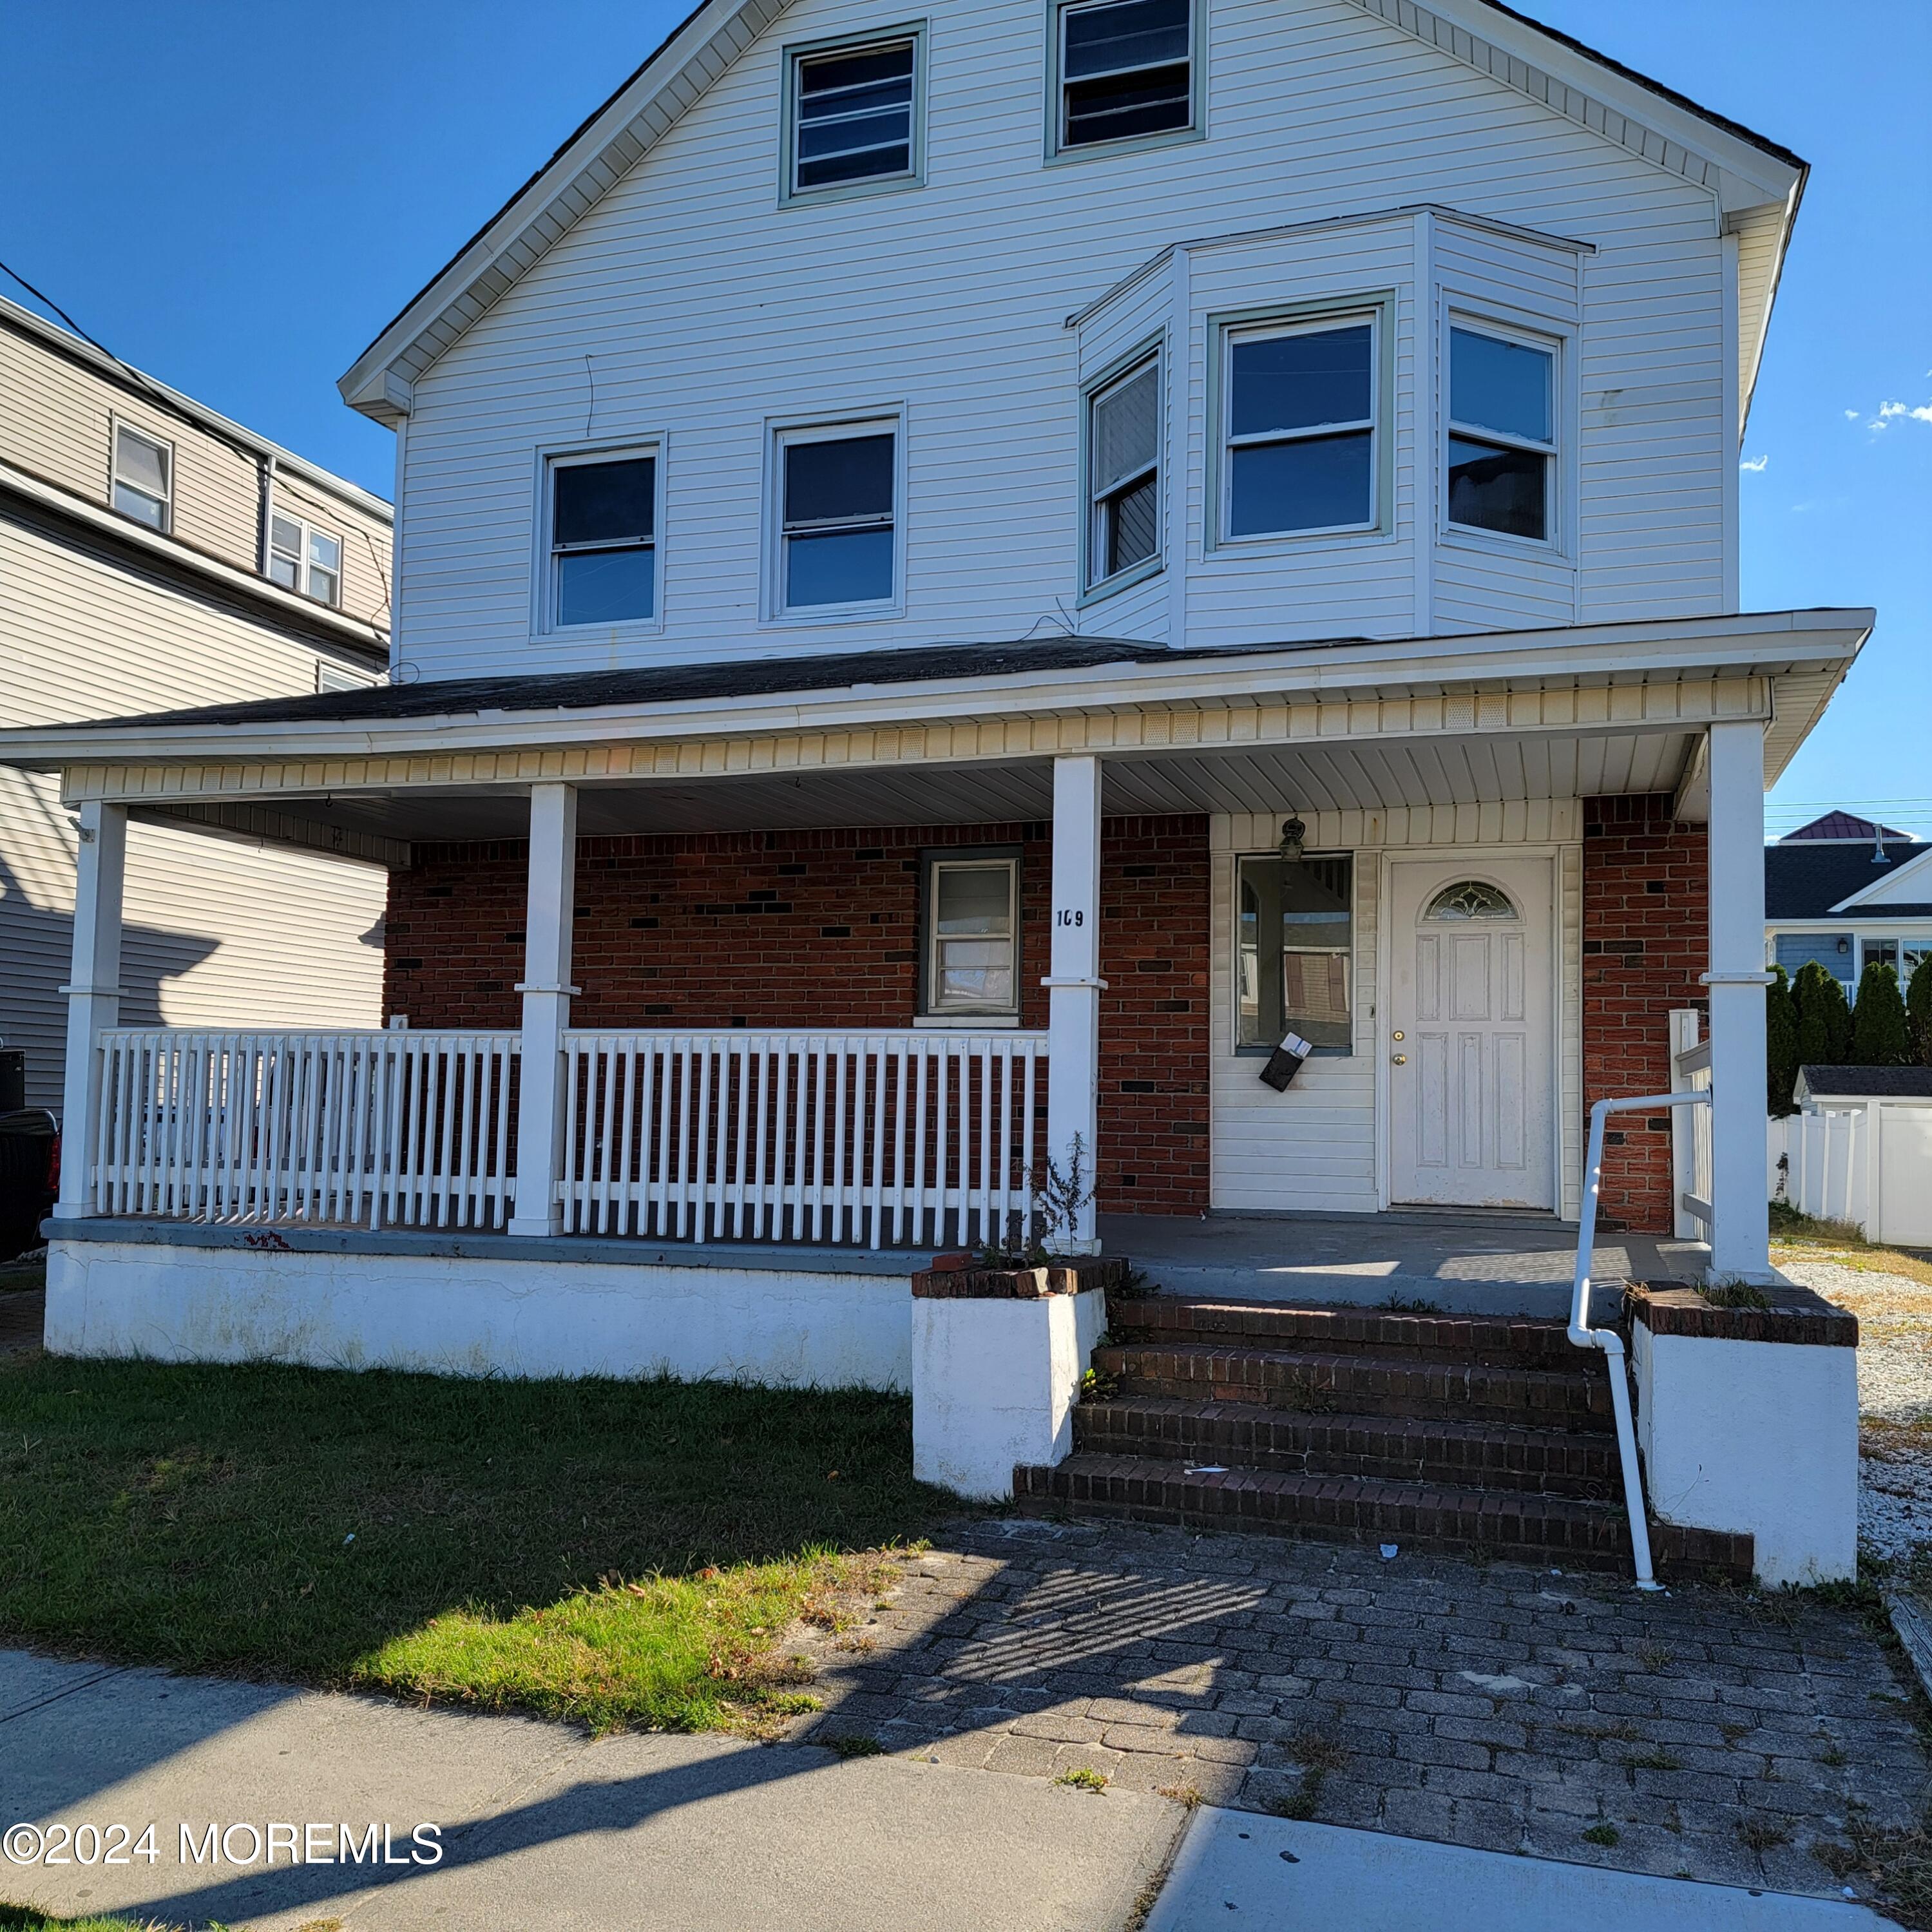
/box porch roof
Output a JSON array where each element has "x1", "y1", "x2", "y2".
[{"x1": 0, "y1": 607, "x2": 1871, "y2": 864}]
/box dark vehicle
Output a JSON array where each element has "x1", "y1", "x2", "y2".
[{"x1": 0, "y1": 1109, "x2": 59, "y2": 1263}]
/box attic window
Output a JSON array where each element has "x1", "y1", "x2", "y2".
[
  {"x1": 787, "y1": 32, "x2": 922, "y2": 198},
  {"x1": 1056, "y1": 0, "x2": 1198, "y2": 154},
  {"x1": 111, "y1": 422, "x2": 171, "y2": 531},
  {"x1": 269, "y1": 511, "x2": 343, "y2": 607}
]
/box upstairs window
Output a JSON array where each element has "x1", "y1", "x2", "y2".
[
  {"x1": 1057, "y1": 0, "x2": 1196, "y2": 152},
  {"x1": 789, "y1": 33, "x2": 921, "y2": 196},
  {"x1": 111, "y1": 422, "x2": 171, "y2": 530},
  {"x1": 777, "y1": 424, "x2": 897, "y2": 613},
  {"x1": 1222, "y1": 316, "x2": 1376, "y2": 539},
  {"x1": 1086, "y1": 353, "x2": 1161, "y2": 591},
  {"x1": 924, "y1": 856, "x2": 1019, "y2": 1017},
  {"x1": 1448, "y1": 325, "x2": 1556, "y2": 542},
  {"x1": 548, "y1": 449, "x2": 657, "y2": 627},
  {"x1": 269, "y1": 511, "x2": 343, "y2": 606}
]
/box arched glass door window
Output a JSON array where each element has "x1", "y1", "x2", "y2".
[{"x1": 1424, "y1": 880, "x2": 1518, "y2": 922}]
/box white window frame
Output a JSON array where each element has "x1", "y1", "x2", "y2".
[
  {"x1": 1443, "y1": 314, "x2": 1560, "y2": 551},
  {"x1": 533, "y1": 439, "x2": 665, "y2": 638},
  {"x1": 1217, "y1": 310, "x2": 1381, "y2": 546},
  {"x1": 267, "y1": 506, "x2": 345, "y2": 607},
  {"x1": 1230, "y1": 849, "x2": 1357, "y2": 1058},
  {"x1": 765, "y1": 413, "x2": 904, "y2": 624},
  {"x1": 922, "y1": 855, "x2": 1022, "y2": 1021},
  {"x1": 1082, "y1": 344, "x2": 1163, "y2": 599},
  {"x1": 109, "y1": 417, "x2": 173, "y2": 533},
  {"x1": 1047, "y1": 0, "x2": 1204, "y2": 162},
  {"x1": 780, "y1": 22, "x2": 928, "y2": 207}
]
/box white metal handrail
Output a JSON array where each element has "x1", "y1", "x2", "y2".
[
  {"x1": 93, "y1": 1029, "x2": 519, "y2": 1230},
  {"x1": 1571, "y1": 1089, "x2": 1712, "y2": 1591},
  {"x1": 560, "y1": 1028, "x2": 1046, "y2": 1248}
]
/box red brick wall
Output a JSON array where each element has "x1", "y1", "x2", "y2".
[
  {"x1": 1581, "y1": 794, "x2": 1708, "y2": 1233},
  {"x1": 384, "y1": 815, "x2": 1210, "y2": 1215}
]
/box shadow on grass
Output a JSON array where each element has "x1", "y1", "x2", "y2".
[{"x1": 0, "y1": 1353, "x2": 963, "y2": 1730}]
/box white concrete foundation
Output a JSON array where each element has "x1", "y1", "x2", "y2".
[
  {"x1": 911, "y1": 1287, "x2": 1106, "y2": 1501},
  {"x1": 1632, "y1": 1321, "x2": 1859, "y2": 1587},
  {"x1": 46, "y1": 1238, "x2": 913, "y2": 1389}
]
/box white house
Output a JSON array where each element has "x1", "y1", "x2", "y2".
[
  {"x1": 0, "y1": 0, "x2": 1873, "y2": 1581},
  {"x1": 0, "y1": 293, "x2": 394, "y2": 1115}
]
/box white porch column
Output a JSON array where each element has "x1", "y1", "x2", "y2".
[
  {"x1": 1042, "y1": 754, "x2": 1104, "y2": 1254},
  {"x1": 508, "y1": 783, "x2": 578, "y2": 1237},
  {"x1": 53, "y1": 799, "x2": 127, "y2": 1219},
  {"x1": 1703, "y1": 720, "x2": 1773, "y2": 1283}
]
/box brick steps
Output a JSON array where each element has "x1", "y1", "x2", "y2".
[
  {"x1": 1072, "y1": 1394, "x2": 1620, "y2": 1499},
  {"x1": 1107, "y1": 1296, "x2": 1583, "y2": 1366},
  {"x1": 1015, "y1": 1292, "x2": 1755, "y2": 1583},
  {"x1": 1095, "y1": 1339, "x2": 1614, "y2": 1430},
  {"x1": 1013, "y1": 1453, "x2": 1751, "y2": 1581}
]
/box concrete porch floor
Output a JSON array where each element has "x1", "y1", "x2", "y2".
[{"x1": 1098, "y1": 1212, "x2": 1708, "y2": 1318}]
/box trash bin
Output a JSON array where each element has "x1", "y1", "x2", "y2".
[{"x1": 0, "y1": 1109, "x2": 58, "y2": 1263}]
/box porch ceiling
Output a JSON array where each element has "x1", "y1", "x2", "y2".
[{"x1": 144, "y1": 726, "x2": 1700, "y2": 856}]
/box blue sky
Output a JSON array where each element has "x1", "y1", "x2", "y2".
[{"x1": 5, "y1": 1, "x2": 1926, "y2": 834}]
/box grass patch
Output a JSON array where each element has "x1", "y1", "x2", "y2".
[
  {"x1": 1770, "y1": 1203, "x2": 1932, "y2": 1286},
  {"x1": 1582, "y1": 1823, "x2": 1620, "y2": 1847},
  {"x1": 1700, "y1": 1280, "x2": 1772, "y2": 1312},
  {"x1": 0, "y1": 1256, "x2": 44, "y2": 1296},
  {"x1": 0, "y1": 1354, "x2": 962, "y2": 1734},
  {"x1": 1056, "y1": 1766, "x2": 1110, "y2": 1793},
  {"x1": 818, "y1": 1732, "x2": 885, "y2": 1758},
  {"x1": 0, "y1": 1911, "x2": 213, "y2": 1931}
]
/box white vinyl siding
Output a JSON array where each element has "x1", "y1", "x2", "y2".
[{"x1": 392, "y1": 0, "x2": 1734, "y2": 679}]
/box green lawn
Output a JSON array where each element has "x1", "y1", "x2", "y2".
[
  {"x1": 0, "y1": 1911, "x2": 214, "y2": 1932},
  {"x1": 0, "y1": 1353, "x2": 962, "y2": 1734}
]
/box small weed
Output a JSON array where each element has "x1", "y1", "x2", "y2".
[
  {"x1": 1812, "y1": 1840, "x2": 1860, "y2": 1880},
  {"x1": 1056, "y1": 1766, "x2": 1109, "y2": 1793},
  {"x1": 821, "y1": 1732, "x2": 884, "y2": 1759},
  {"x1": 1582, "y1": 1823, "x2": 1621, "y2": 1847},
  {"x1": 1079, "y1": 1366, "x2": 1120, "y2": 1404},
  {"x1": 1267, "y1": 1772, "x2": 1324, "y2": 1822},
  {"x1": 1624, "y1": 1748, "x2": 1683, "y2": 1772},
  {"x1": 1288, "y1": 1730, "x2": 1350, "y2": 1774},
  {"x1": 1634, "y1": 1643, "x2": 1675, "y2": 1673},
  {"x1": 1562, "y1": 1720, "x2": 1641, "y2": 1744},
  {"x1": 1719, "y1": 1722, "x2": 1753, "y2": 1745},
  {"x1": 1379, "y1": 1292, "x2": 1441, "y2": 1314},
  {"x1": 1737, "y1": 1817, "x2": 1790, "y2": 1853},
  {"x1": 1701, "y1": 1279, "x2": 1772, "y2": 1312},
  {"x1": 1820, "y1": 1740, "x2": 1849, "y2": 1768},
  {"x1": 1156, "y1": 1781, "x2": 1206, "y2": 1809}
]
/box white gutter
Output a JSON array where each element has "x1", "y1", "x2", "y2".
[{"x1": 0, "y1": 455, "x2": 390, "y2": 662}]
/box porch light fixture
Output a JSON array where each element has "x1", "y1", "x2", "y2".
[
  {"x1": 1279, "y1": 814, "x2": 1306, "y2": 865},
  {"x1": 1837, "y1": 937, "x2": 1850, "y2": 954}
]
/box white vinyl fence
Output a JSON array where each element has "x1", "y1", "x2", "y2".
[
  {"x1": 1770, "y1": 1102, "x2": 1932, "y2": 1248},
  {"x1": 560, "y1": 1028, "x2": 1046, "y2": 1249},
  {"x1": 93, "y1": 1029, "x2": 519, "y2": 1230}
]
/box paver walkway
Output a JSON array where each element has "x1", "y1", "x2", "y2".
[{"x1": 793, "y1": 1518, "x2": 1927, "y2": 1901}]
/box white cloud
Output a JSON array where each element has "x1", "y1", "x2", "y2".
[
  {"x1": 1875, "y1": 400, "x2": 1932, "y2": 427},
  {"x1": 1846, "y1": 408, "x2": 1861, "y2": 420},
  {"x1": 1739, "y1": 453, "x2": 1769, "y2": 472}
]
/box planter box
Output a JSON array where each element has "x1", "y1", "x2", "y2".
[
  {"x1": 910, "y1": 1256, "x2": 1126, "y2": 1500},
  {"x1": 1625, "y1": 1280, "x2": 1859, "y2": 1588}
]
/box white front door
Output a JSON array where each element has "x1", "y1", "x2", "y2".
[{"x1": 1388, "y1": 856, "x2": 1555, "y2": 1210}]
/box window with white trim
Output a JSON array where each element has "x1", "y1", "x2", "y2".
[
  {"x1": 776, "y1": 423, "x2": 897, "y2": 613},
  {"x1": 1055, "y1": 0, "x2": 1195, "y2": 152},
  {"x1": 1447, "y1": 324, "x2": 1556, "y2": 542},
  {"x1": 111, "y1": 422, "x2": 171, "y2": 530},
  {"x1": 546, "y1": 448, "x2": 657, "y2": 627},
  {"x1": 924, "y1": 857, "x2": 1019, "y2": 1016},
  {"x1": 1086, "y1": 353, "x2": 1160, "y2": 590},
  {"x1": 789, "y1": 33, "x2": 920, "y2": 195},
  {"x1": 268, "y1": 510, "x2": 343, "y2": 606},
  {"x1": 1221, "y1": 314, "x2": 1377, "y2": 540},
  {"x1": 1236, "y1": 852, "x2": 1353, "y2": 1052}
]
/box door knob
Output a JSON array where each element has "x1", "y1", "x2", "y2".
[{"x1": 1392, "y1": 1053, "x2": 1408, "y2": 1066}]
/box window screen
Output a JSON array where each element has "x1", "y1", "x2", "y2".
[{"x1": 1089, "y1": 358, "x2": 1160, "y2": 586}]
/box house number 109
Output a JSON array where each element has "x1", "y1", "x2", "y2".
[{"x1": 1055, "y1": 908, "x2": 1085, "y2": 926}]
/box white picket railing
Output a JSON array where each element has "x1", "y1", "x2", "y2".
[
  {"x1": 1669, "y1": 1009, "x2": 1714, "y2": 1242},
  {"x1": 560, "y1": 1028, "x2": 1047, "y2": 1249},
  {"x1": 93, "y1": 1029, "x2": 519, "y2": 1230}
]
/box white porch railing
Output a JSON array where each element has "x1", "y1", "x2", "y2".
[
  {"x1": 93, "y1": 1029, "x2": 519, "y2": 1230},
  {"x1": 560, "y1": 1028, "x2": 1047, "y2": 1248},
  {"x1": 1669, "y1": 1009, "x2": 1714, "y2": 1242}
]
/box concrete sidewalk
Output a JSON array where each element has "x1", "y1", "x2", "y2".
[{"x1": 0, "y1": 1650, "x2": 1181, "y2": 1931}]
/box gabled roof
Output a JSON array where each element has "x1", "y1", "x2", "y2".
[
  {"x1": 338, "y1": 0, "x2": 1807, "y2": 427},
  {"x1": 1766, "y1": 838, "x2": 1932, "y2": 921},
  {"x1": 1797, "y1": 1066, "x2": 1932, "y2": 1102},
  {"x1": 1834, "y1": 844, "x2": 1932, "y2": 914}
]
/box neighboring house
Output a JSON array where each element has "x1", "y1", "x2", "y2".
[
  {"x1": 0, "y1": 292, "x2": 394, "y2": 1111},
  {"x1": 1766, "y1": 812, "x2": 1932, "y2": 991},
  {"x1": 0, "y1": 0, "x2": 1877, "y2": 1583}
]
